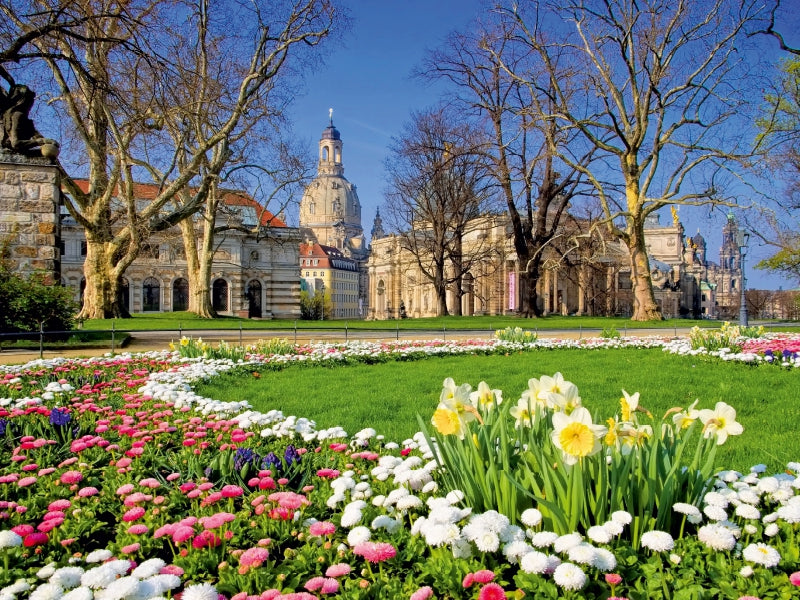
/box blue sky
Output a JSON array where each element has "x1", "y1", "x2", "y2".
[{"x1": 291, "y1": 1, "x2": 800, "y2": 290}]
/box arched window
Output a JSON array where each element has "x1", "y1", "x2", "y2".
[
  {"x1": 322, "y1": 146, "x2": 329, "y2": 161},
  {"x1": 212, "y1": 278, "x2": 229, "y2": 312},
  {"x1": 143, "y1": 277, "x2": 160, "y2": 312},
  {"x1": 172, "y1": 278, "x2": 189, "y2": 311},
  {"x1": 335, "y1": 148, "x2": 341, "y2": 163},
  {"x1": 118, "y1": 278, "x2": 130, "y2": 313},
  {"x1": 247, "y1": 280, "x2": 262, "y2": 318}
]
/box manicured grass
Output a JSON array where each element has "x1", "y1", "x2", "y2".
[
  {"x1": 196, "y1": 347, "x2": 800, "y2": 474},
  {"x1": 0, "y1": 331, "x2": 130, "y2": 350},
  {"x1": 81, "y1": 312, "x2": 722, "y2": 332}
]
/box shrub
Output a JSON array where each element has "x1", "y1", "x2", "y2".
[{"x1": 0, "y1": 270, "x2": 78, "y2": 335}]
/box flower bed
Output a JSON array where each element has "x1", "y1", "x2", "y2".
[
  {"x1": 663, "y1": 332, "x2": 800, "y2": 367},
  {"x1": 0, "y1": 340, "x2": 799, "y2": 600}
]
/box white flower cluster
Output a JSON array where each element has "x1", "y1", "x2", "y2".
[
  {"x1": 0, "y1": 558, "x2": 181, "y2": 600},
  {"x1": 662, "y1": 335, "x2": 800, "y2": 368}
]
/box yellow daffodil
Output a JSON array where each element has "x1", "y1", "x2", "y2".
[
  {"x1": 432, "y1": 408, "x2": 465, "y2": 438},
  {"x1": 698, "y1": 401, "x2": 744, "y2": 445},
  {"x1": 551, "y1": 406, "x2": 607, "y2": 465}
]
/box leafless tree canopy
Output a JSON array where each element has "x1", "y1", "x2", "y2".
[
  {"x1": 1, "y1": 0, "x2": 339, "y2": 318},
  {"x1": 383, "y1": 107, "x2": 499, "y2": 316},
  {"x1": 492, "y1": 0, "x2": 771, "y2": 320}
]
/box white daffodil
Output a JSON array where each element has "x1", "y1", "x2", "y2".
[
  {"x1": 698, "y1": 402, "x2": 744, "y2": 445},
  {"x1": 551, "y1": 406, "x2": 607, "y2": 465},
  {"x1": 469, "y1": 381, "x2": 502, "y2": 411},
  {"x1": 510, "y1": 397, "x2": 535, "y2": 428},
  {"x1": 672, "y1": 399, "x2": 700, "y2": 430}
]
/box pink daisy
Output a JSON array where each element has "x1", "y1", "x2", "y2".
[
  {"x1": 478, "y1": 583, "x2": 506, "y2": 600},
  {"x1": 309, "y1": 521, "x2": 337, "y2": 537},
  {"x1": 410, "y1": 587, "x2": 434, "y2": 600},
  {"x1": 325, "y1": 563, "x2": 351, "y2": 578},
  {"x1": 239, "y1": 547, "x2": 269, "y2": 568},
  {"x1": 122, "y1": 507, "x2": 146, "y2": 522},
  {"x1": 353, "y1": 542, "x2": 397, "y2": 563},
  {"x1": 60, "y1": 470, "x2": 83, "y2": 485}
]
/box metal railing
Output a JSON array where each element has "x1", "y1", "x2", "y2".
[{"x1": 1, "y1": 320, "x2": 792, "y2": 360}]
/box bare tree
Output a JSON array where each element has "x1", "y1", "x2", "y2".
[
  {"x1": 421, "y1": 23, "x2": 597, "y2": 317},
  {"x1": 5, "y1": 0, "x2": 337, "y2": 318},
  {"x1": 502, "y1": 0, "x2": 769, "y2": 320},
  {"x1": 383, "y1": 107, "x2": 497, "y2": 316},
  {"x1": 176, "y1": 138, "x2": 313, "y2": 317}
]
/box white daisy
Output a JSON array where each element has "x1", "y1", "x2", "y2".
[
  {"x1": 29, "y1": 583, "x2": 63, "y2": 600},
  {"x1": 742, "y1": 543, "x2": 781, "y2": 568},
  {"x1": 49, "y1": 567, "x2": 84, "y2": 589},
  {"x1": 181, "y1": 583, "x2": 219, "y2": 600},
  {"x1": 592, "y1": 547, "x2": 617, "y2": 571},
  {"x1": 553, "y1": 562, "x2": 587, "y2": 590},
  {"x1": 553, "y1": 532, "x2": 583, "y2": 554},
  {"x1": 587, "y1": 525, "x2": 612, "y2": 544},
  {"x1": 520, "y1": 508, "x2": 542, "y2": 528},
  {"x1": 640, "y1": 530, "x2": 674, "y2": 552},
  {"x1": 697, "y1": 524, "x2": 736, "y2": 551},
  {"x1": 520, "y1": 550, "x2": 551, "y2": 574},
  {"x1": 346, "y1": 526, "x2": 371, "y2": 546}
]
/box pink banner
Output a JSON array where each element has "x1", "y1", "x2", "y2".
[{"x1": 508, "y1": 272, "x2": 516, "y2": 311}]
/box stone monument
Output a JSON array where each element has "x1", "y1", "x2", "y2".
[{"x1": 0, "y1": 79, "x2": 61, "y2": 283}]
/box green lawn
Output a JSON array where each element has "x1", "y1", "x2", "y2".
[
  {"x1": 195, "y1": 347, "x2": 800, "y2": 475},
  {"x1": 81, "y1": 312, "x2": 723, "y2": 332}
]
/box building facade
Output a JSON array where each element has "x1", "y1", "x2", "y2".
[
  {"x1": 298, "y1": 116, "x2": 369, "y2": 318},
  {"x1": 60, "y1": 183, "x2": 302, "y2": 318},
  {"x1": 367, "y1": 211, "x2": 745, "y2": 320}
]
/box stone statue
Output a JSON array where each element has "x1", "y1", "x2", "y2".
[{"x1": 0, "y1": 83, "x2": 59, "y2": 158}]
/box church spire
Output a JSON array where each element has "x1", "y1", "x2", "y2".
[
  {"x1": 319, "y1": 109, "x2": 343, "y2": 177},
  {"x1": 371, "y1": 208, "x2": 386, "y2": 240}
]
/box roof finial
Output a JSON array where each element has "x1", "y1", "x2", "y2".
[{"x1": 329, "y1": 107, "x2": 333, "y2": 126}]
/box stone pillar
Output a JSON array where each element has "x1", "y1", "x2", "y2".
[
  {"x1": 0, "y1": 156, "x2": 60, "y2": 283},
  {"x1": 542, "y1": 270, "x2": 550, "y2": 315},
  {"x1": 578, "y1": 266, "x2": 586, "y2": 315}
]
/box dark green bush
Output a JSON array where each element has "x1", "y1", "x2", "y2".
[{"x1": 0, "y1": 270, "x2": 78, "y2": 335}]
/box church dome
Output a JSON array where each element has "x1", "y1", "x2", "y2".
[
  {"x1": 299, "y1": 113, "x2": 365, "y2": 255},
  {"x1": 321, "y1": 124, "x2": 340, "y2": 141}
]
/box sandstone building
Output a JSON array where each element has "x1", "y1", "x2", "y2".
[
  {"x1": 60, "y1": 182, "x2": 302, "y2": 318},
  {"x1": 367, "y1": 210, "x2": 746, "y2": 320}
]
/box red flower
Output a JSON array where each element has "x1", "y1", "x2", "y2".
[{"x1": 23, "y1": 532, "x2": 49, "y2": 547}]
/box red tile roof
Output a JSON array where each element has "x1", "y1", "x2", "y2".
[{"x1": 67, "y1": 178, "x2": 286, "y2": 227}]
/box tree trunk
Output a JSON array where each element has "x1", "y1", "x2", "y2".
[
  {"x1": 518, "y1": 262, "x2": 543, "y2": 318},
  {"x1": 628, "y1": 218, "x2": 663, "y2": 321},
  {"x1": 78, "y1": 230, "x2": 130, "y2": 319},
  {"x1": 433, "y1": 267, "x2": 449, "y2": 316},
  {"x1": 180, "y1": 215, "x2": 216, "y2": 318}
]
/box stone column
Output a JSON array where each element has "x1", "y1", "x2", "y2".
[
  {"x1": 0, "y1": 156, "x2": 60, "y2": 283},
  {"x1": 542, "y1": 270, "x2": 550, "y2": 315},
  {"x1": 578, "y1": 266, "x2": 586, "y2": 315}
]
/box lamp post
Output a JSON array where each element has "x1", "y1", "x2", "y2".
[{"x1": 737, "y1": 229, "x2": 750, "y2": 327}]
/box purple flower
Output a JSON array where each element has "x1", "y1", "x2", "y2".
[{"x1": 49, "y1": 407, "x2": 72, "y2": 427}]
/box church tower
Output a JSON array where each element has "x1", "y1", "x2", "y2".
[
  {"x1": 299, "y1": 110, "x2": 366, "y2": 254},
  {"x1": 299, "y1": 111, "x2": 369, "y2": 317}
]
